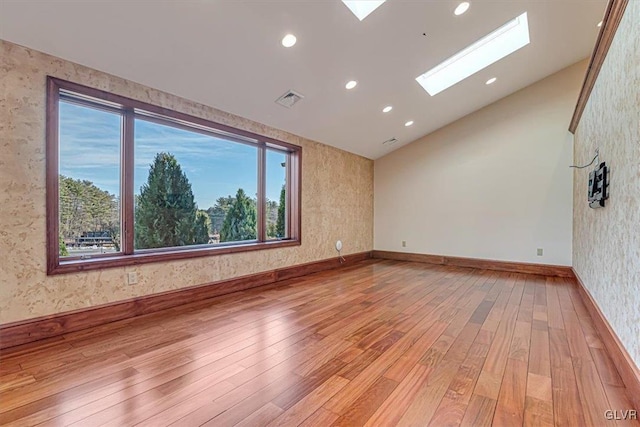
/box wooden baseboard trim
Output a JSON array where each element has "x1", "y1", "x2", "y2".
[
  {"x1": 0, "y1": 251, "x2": 372, "y2": 350},
  {"x1": 572, "y1": 268, "x2": 640, "y2": 410},
  {"x1": 372, "y1": 250, "x2": 573, "y2": 277}
]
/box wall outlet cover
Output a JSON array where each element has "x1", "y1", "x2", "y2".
[
  {"x1": 127, "y1": 272, "x2": 138, "y2": 285},
  {"x1": 336, "y1": 240, "x2": 343, "y2": 251}
]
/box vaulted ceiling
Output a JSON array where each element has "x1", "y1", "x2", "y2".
[{"x1": 0, "y1": 0, "x2": 606, "y2": 158}]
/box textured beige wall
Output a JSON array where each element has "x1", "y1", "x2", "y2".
[
  {"x1": 573, "y1": 2, "x2": 639, "y2": 368},
  {"x1": 375, "y1": 61, "x2": 586, "y2": 266},
  {"x1": 0, "y1": 40, "x2": 373, "y2": 324}
]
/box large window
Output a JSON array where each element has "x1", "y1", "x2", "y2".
[{"x1": 47, "y1": 77, "x2": 301, "y2": 274}]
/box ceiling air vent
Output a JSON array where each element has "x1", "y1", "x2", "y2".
[
  {"x1": 275, "y1": 90, "x2": 304, "y2": 108},
  {"x1": 382, "y1": 137, "x2": 397, "y2": 145}
]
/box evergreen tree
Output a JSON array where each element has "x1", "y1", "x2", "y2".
[
  {"x1": 267, "y1": 222, "x2": 277, "y2": 239},
  {"x1": 135, "y1": 153, "x2": 208, "y2": 248},
  {"x1": 59, "y1": 175, "x2": 119, "y2": 242},
  {"x1": 59, "y1": 235, "x2": 69, "y2": 257},
  {"x1": 275, "y1": 185, "x2": 286, "y2": 238},
  {"x1": 194, "y1": 210, "x2": 211, "y2": 244},
  {"x1": 220, "y1": 188, "x2": 257, "y2": 242},
  {"x1": 265, "y1": 199, "x2": 278, "y2": 238},
  {"x1": 59, "y1": 176, "x2": 102, "y2": 238},
  {"x1": 207, "y1": 196, "x2": 235, "y2": 233}
]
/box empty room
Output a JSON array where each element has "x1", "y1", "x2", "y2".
[{"x1": 0, "y1": 0, "x2": 638, "y2": 425}]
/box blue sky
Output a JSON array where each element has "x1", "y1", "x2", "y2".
[{"x1": 59, "y1": 101, "x2": 286, "y2": 208}]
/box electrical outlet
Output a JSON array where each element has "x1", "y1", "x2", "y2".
[
  {"x1": 336, "y1": 240, "x2": 343, "y2": 251},
  {"x1": 402, "y1": 240, "x2": 407, "y2": 247},
  {"x1": 537, "y1": 248, "x2": 543, "y2": 256},
  {"x1": 127, "y1": 272, "x2": 138, "y2": 285}
]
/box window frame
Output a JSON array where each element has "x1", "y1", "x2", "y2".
[{"x1": 46, "y1": 77, "x2": 301, "y2": 275}]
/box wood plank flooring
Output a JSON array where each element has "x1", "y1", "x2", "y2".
[{"x1": 1, "y1": 260, "x2": 638, "y2": 426}]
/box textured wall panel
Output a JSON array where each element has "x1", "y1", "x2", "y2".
[
  {"x1": 573, "y1": 1, "x2": 640, "y2": 368},
  {"x1": 0, "y1": 41, "x2": 373, "y2": 324}
]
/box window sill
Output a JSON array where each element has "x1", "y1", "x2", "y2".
[{"x1": 49, "y1": 239, "x2": 301, "y2": 275}]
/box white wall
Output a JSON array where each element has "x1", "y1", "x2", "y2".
[{"x1": 374, "y1": 61, "x2": 586, "y2": 266}]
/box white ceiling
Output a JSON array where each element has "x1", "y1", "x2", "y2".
[{"x1": 0, "y1": 0, "x2": 606, "y2": 159}]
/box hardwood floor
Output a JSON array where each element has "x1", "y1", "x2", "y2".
[{"x1": 1, "y1": 260, "x2": 638, "y2": 426}]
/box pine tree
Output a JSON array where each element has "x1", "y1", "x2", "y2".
[
  {"x1": 59, "y1": 175, "x2": 119, "y2": 243},
  {"x1": 265, "y1": 199, "x2": 278, "y2": 238},
  {"x1": 194, "y1": 210, "x2": 211, "y2": 245},
  {"x1": 135, "y1": 153, "x2": 207, "y2": 249},
  {"x1": 59, "y1": 235, "x2": 69, "y2": 256},
  {"x1": 207, "y1": 196, "x2": 235, "y2": 233},
  {"x1": 275, "y1": 185, "x2": 286, "y2": 238},
  {"x1": 220, "y1": 188, "x2": 257, "y2": 242}
]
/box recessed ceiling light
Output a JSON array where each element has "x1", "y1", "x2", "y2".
[
  {"x1": 345, "y1": 80, "x2": 358, "y2": 90},
  {"x1": 405, "y1": 120, "x2": 414, "y2": 127},
  {"x1": 281, "y1": 34, "x2": 297, "y2": 48},
  {"x1": 341, "y1": 0, "x2": 386, "y2": 21},
  {"x1": 486, "y1": 77, "x2": 497, "y2": 85},
  {"x1": 416, "y1": 12, "x2": 530, "y2": 96},
  {"x1": 383, "y1": 106, "x2": 393, "y2": 113},
  {"x1": 597, "y1": 21, "x2": 603, "y2": 27},
  {"x1": 454, "y1": 2, "x2": 470, "y2": 16}
]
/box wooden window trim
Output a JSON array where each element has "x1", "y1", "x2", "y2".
[{"x1": 46, "y1": 77, "x2": 302, "y2": 275}]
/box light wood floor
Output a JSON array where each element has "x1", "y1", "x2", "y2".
[{"x1": 1, "y1": 260, "x2": 638, "y2": 426}]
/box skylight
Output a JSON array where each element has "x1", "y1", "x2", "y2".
[
  {"x1": 416, "y1": 12, "x2": 530, "y2": 96},
  {"x1": 342, "y1": 0, "x2": 386, "y2": 21}
]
